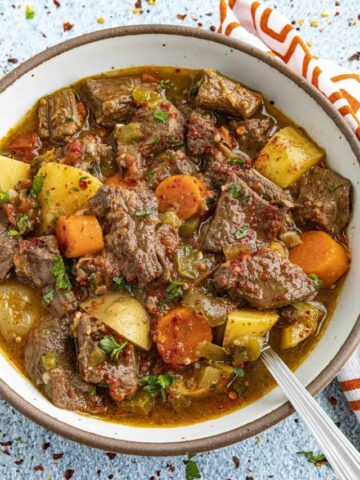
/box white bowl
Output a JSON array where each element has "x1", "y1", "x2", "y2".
[{"x1": 0, "y1": 25, "x2": 359, "y2": 455}]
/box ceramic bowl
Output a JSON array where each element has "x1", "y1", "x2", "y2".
[{"x1": 0, "y1": 25, "x2": 359, "y2": 456}]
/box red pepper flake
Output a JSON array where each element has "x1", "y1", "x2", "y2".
[
  {"x1": 64, "y1": 470, "x2": 75, "y2": 480},
  {"x1": 63, "y1": 22, "x2": 74, "y2": 31},
  {"x1": 197, "y1": 22, "x2": 203, "y2": 27},
  {"x1": 0, "y1": 441, "x2": 13, "y2": 446},
  {"x1": 42, "y1": 442, "x2": 51, "y2": 450},
  {"x1": 210, "y1": 25, "x2": 216, "y2": 32},
  {"x1": 328, "y1": 396, "x2": 337, "y2": 406},
  {"x1": 53, "y1": 453, "x2": 64, "y2": 460},
  {"x1": 2, "y1": 449, "x2": 10, "y2": 456},
  {"x1": 7, "y1": 58, "x2": 18, "y2": 64},
  {"x1": 135, "y1": 0, "x2": 142, "y2": 7},
  {"x1": 232, "y1": 456, "x2": 240, "y2": 468},
  {"x1": 166, "y1": 463, "x2": 175, "y2": 473},
  {"x1": 106, "y1": 452, "x2": 116, "y2": 460},
  {"x1": 34, "y1": 466, "x2": 44, "y2": 472},
  {"x1": 53, "y1": 0, "x2": 61, "y2": 6},
  {"x1": 348, "y1": 51, "x2": 360, "y2": 61},
  {"x1": 176, "y1": 14, "x2": 186, "y2": 20},
  {"x1": 15, "y1": 459, "x2": 24, "y2": 465}
]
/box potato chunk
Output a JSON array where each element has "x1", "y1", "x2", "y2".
[
  {"x1": 254, "y1": 127, "x2": 324, "y2": 188},
  {"x1": 0, "y1": 280, "x2": 46, "y2": 342},
  {"x1": 38, "y1": 162, "x2": 102, "y2": 232},
  {"x1": 81, "y1": 293, "x2": 151, "y2": 351},
  {"x1": 0, "y1": 155, "x2": 30, "y2": 192},
  {"x1": 223, "y1": 309, "x2": 279, "y2": 361}
]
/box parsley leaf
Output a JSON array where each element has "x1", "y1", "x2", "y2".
[
  {"x1": 230, "y1": 158, "x2": 246, "y2": 166},
  {"x1": 52, "y1": 255, "x2": 72, "y2": 291},
  {"x1": 229, "y1": 183, "x2": 242, "y2": 198},
  {"x1": 144, "y1": 170, "x2": 156, "y2": 178},
  {"x1": 0, "y1": 192, "x2": 10, "y2": 203},
  {"x1": 233, "y1": 367, "x2": 245, "y2": 378},
  {"x1": 43, "y1": 289, "x2": 55, "y2": 305},
  {"x1": 8, "y1": 215, "x2": 33, "y2": 237},
  {"x1": 99, "y1": 335, "x2": 128, "y2": 361},
  {"x1": 185, "y1": 454, "x2": 201, "y2": 480},
  {"x1": 153, "y1": 110, "x2": 169, "y2": 124},
  {"x1": 112, "y1": 275, "x2": 132, "y2": 294},
  {"x1": 152, "y1": 134, "x2": 161, "y2": 144},
  {"x1": 190, "y1": 85, "x2": 199, "y2": 97},
  {"x1": 165, "y1": 280, "x2": 185, "y2": 302},
  {"x1": 328, "y1": 184, "x2": 341, "y2": 193},
  {"x1": 29, "y1": 174, "x2": 44, "y2": 198},
  {"x1": 235, "y1": 226, "x2": 250, "y2": 240},
  {"x1": 309, "y1": 273, "x2": 324, "y2": 290},
  {"x1": 297, "y1": 451, "x2": 327, "y2": 465},
  {"x1": 135, "y1": 208, "x2": 155, "y2": 217},
  {"x1": 159, "y1": 79, "x2": 170, "y2": 90},
  {"x1": 139, "y1": 374, "x2": 175, "y2": 401},
  {"x1": 25, "y1": 5, "x2": 35, "y2": 20}
]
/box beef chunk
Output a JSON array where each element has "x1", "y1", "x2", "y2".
[
  {"x1": 14, "y1": 236, "x2": 77, "y2": 315},
  {"x1": 63, "y1": 132, "x2": 114, "y2": 174},
  {"x1": 194, "y1": 69, "x2": 262, "y2": 118},
  {"x1": 25, "y1": 315, "x2": 104, "y2": 413},
  {"x1": 293, "y1": 166, "x2": 351, "y2": 236},
  {"x1": 205, "y1": 149, "x2": 293, "y2": 208},
  {"x1": 72, "y1": 313, "x2": 138, "y2": 401},
  {"x1": 14, "y1": 236, "x2": 59, "y2": 288},
  {"x1": 0, "y1": 210, "x2": 16, "y2": 280},
  {"x1": 73, "y1": 252, "x2": 115, "y2": 295},
  {"x1": 203, "y1": 178, "x2": 285, "y2": 253},
  {"x1": 155, "y1": 224, "x2": 179, "y2": 282},
  {"x1": 82, "y1": 76, "x2": 140, "y2": 126},
  {"x1": 38, "y1": 88, "x2": 84, "y2": 141},
  {"x1": 89, "y1": 185, "x2": 164, "y2": 285},
  {"x1": 214, "y1": 249, "x2": 316, "y2": 309},
  {"x1": 230, "y1": 116, "x2": 275, "y2": 158},
  {"x1": 146, "y1": 150, "x2": 197, "y2": 187},
  {"x1": 186, "y1": 108, "x2": 217, "y2": 156}
]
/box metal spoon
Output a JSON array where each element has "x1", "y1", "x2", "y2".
[{"x1": 261, "y1": 343, "x2": 360, "y2": 480}]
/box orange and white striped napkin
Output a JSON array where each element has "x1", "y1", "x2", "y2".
[{"x1": 218, "y1": 0, "x2": 360, "y2": 419}]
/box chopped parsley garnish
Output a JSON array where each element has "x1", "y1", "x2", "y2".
[
  {"x1": 42, "y1": 325, "x2": 53, "y2": 335},
  {"x1": 25, "y1": 5, "x2": 35, "y2": 20},
  {"x1": 328, "y1": 184, "x2": 341, "y2": 193},
  {"x1": 29, "y1": 174, "x2": 44, "y2": 198},
  {"x1": 72, "y1": 186, "x2": 80, "y2": 192},
  {"x1": 65, "y1": 116, "x2": 74, "y2": 122},
  {"x1": 8, "y1": 215, "x2": 33, "y2": 237},
  {"x1": 229, "y1": 183, "x2": 242, "y2": 198},
  {"x1": 50, "y1": 214, "x2": 60, "y2": 227},
  {"x1": 0, "y1": 192, "x2": 10, "y2": 203},
  {"x1": 99, "y1": 335, "x2": 128, "y2": 361},
  {"x1": 185, "y1": 454, "x2": 201, "y2": 480},
  {"x1": 86, "y1": 385, "x2": 97, "y2": 396},
  {"x1": 159, "y1": 79, "x2": 170, "y2": 89},
  {"x1": 139, "y1": 374, "x2": 175, "y2": 401},
  {"x1": 89, "y1": 273, "x2": 98, "y2": 289},
  {"x1": 309, "y1": 273, "x2": 324, "y2": 290},
  {"x1": 190, "y1": 85, "x2": 199, "y2": 97},
  {"x1": 43, "y1": 289, "x2": 55, "y2": 305},
  {"x1": 144, "y1": 170, "x2": 156, "y2": 178},
  {"x1": 135, "y1": 208, "x2": 155, "y2": 217},
  {"x1": 52, "y1": 255, "x2": 72, "y2": 291},
  {"x1": 165, "y1": 280, "x2": 185, "y2": 302},
  {"x1": 153, "y1": 134, "x2": 161, "y2": 144},
  {"x1": 233, "y1": 367, "x2": 245, "y2": 378},
  {"x1": 235, "y1": 226, "x2": 250, "y2": 240},
  {"x1": 297, "y1": 451, "x2": 327, "y2": 466},
  {"x1": 233, "y1": 383, "x2": 247, "y2": 396},
  {"x1": 112, "y1": 275, "x2": 132, "y2": 294},
  {"x1": 230, "y1": 158, "x2": 246, "y2": 167},
  {"x1": 153, "y1": 110, "x2": 169, "y2": 124}
]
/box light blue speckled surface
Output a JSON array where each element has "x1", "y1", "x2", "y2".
[{"x1": 0, "y1": 1, "x2": 359, "y2": 479}]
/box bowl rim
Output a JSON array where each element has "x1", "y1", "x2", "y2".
[{"x1": 0, "y1": 24, "x2": 359, "y2": 457}]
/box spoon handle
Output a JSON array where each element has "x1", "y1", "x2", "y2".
[{"x1": 261, "y1": 346, "x2": 360, "y2": 480}]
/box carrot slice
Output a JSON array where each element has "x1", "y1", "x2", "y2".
[
  {"x1": 289, "y1": 230, "x2": 349, "y2": 287},
  {"x1": 155, "y1": 174, "x2": 207, "y2": 220},
  {"x1": 56, "y1": 215, "x2": 104, "y2": 258},
  {"x1": 156, "y1": 306, "x2": 212, "y2": 364}
]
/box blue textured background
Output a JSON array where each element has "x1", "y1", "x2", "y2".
[{"x1": 0, "y1": 1, "x2": 359, "y2": 479}]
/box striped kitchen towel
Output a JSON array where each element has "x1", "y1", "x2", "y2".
[{"x1": 218, "y1": 0, "x2": 360, "y2": 419}]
